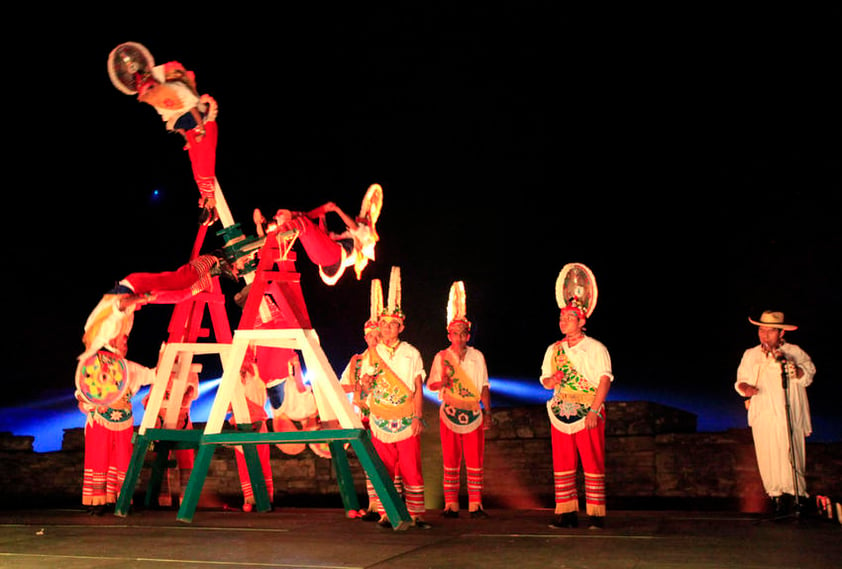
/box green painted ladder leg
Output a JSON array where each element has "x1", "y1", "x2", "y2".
[
  {"x1": 350, "y1": 435, "x2": 411, "y2": 530},
  {"x1": 177, "y1": 443, "x2": 215, "y2": 523},
  {"x1": 329, "y1": 440, "x2": 361, "y2": 515},
  {"x1": 144, "y1": 441, "x2": 175, "y2": 508},
  {"x1": 115, "y1": 432, "x2": 152, "y2": 517},
  {"x1": 240, "y1": 442, "x2": 271, "y2": 513}
]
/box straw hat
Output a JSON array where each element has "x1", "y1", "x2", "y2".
[{"x1": 748, "y1": 311, "x2": 798, "y2": 331}]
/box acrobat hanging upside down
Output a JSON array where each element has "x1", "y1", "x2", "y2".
[
  {"x1": 254, "y1": 183, "x2": 384, "y2": 286},
  {"x1": 108, "y1": 42, "x2": 220, "y2": 225},
  {"x1": 80, "y1": 253, "x2": 236, "y2": 362}
]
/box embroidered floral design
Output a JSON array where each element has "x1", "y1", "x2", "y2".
[
  {"x1": 551, "y1": 400, "x2": 584, "y2": 420},
  {"x1": 548, "y1": 342, "x2": 596, "y2": 424},
  {"x1": 372, "y1": 416, "x2": 413, "y2": 432},
  {"x1": 442, "y1": 360, "x2": 476, "y2": 399}
]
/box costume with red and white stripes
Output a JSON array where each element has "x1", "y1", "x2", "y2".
[
  {"x1": 362, "y1": 341, "x2": 426, "y2": 518},
  {"x1": 120, "y1": 254, "x2": 219, "y2": 304},
  {"x1": 429, "y1": 346, "x2": 489, "y2": 510},
  {"x1": 78, "y1": 357, "x2": 156, "y2": 507},
  {"x1": 230, "y1": 367, "x2": 274, "y2": 507},
  {"x1": 540, "y1": 336, "x2": 613, "y2": 516}
]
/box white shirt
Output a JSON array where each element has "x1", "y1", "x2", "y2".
[
  {"x1": 429, "y1": 346, "x2": 489, "y2": 395},
  {"x1": 735, "y1": 343, "x2": 815, "y2": 434}
]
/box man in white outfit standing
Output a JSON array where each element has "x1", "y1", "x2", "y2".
[{"x1": 735, "y1": 310, "x2": 816, "y2": 518}]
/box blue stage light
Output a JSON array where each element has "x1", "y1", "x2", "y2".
[{"x1": 3, "y1": 375, "x2": 840, "y2": 453}]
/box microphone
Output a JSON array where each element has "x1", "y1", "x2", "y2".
[{"x1": 777, "y1": 351, "x2": 790, "y2": 389}]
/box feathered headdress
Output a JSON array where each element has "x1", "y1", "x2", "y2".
[
  {"x1": 446, "y1": 281, "x2": 471, "y2": 331},
  {"x1": 365, "y1": 279, "x2": 383, "y2": 333},
  {"x1": 382, "y1": 266, "x2": 405, "y2": 321}
]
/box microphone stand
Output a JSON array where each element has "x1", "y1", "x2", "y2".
[{"x1": 777, "y1": 354, "x2": 803, "y2": 522}]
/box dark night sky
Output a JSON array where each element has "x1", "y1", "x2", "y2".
[{"x1": 5, "y1": 8, "x2": 841, "y2": 439}]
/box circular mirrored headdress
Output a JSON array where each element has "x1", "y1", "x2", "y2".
[
  {"x1": 107, "y1": 42, "x2": 155, "y2": 95},
  {"x1": 555, "y1": 262, "x2": 598, "y2": 318}
]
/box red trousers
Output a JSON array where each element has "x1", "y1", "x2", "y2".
[
  {"x1": 292, "y1": 216, "x2": 343, "y2": 267},
  {"x1": 82, "y1": 421, "x2": 133, "y2": 506},
  {"x1": 185, "y1": 120, "x2": 218, "y2": 199},
  {"x1": 255, "y1": 346, "x2": 295, "y2": 383},
  {"x1": 233, "y1": 422, "x2": 274, "y2": 504},
  {"x1": 440, "y1": 419, "x2": 485, "y2": 508},
  {"x1": 372, "y1": 435, "x2": 425, "y2": 517},
  {"x1": 123, "y1": 263, "x2": 201, "y2": 305},
  {"x1": 550, "y1": 413, "x2": 606, "y2": 516}
]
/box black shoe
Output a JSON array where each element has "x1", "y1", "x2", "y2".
[
  {"x1": 588, "y1": 516, "x2": 605, "y2": 530},
  {"x1": 360, "y1": 510, "x2": 380, "y2": 522},
  {"x1": 470, "y1": 508, "x2": 490, "y2": 519},
  {"x1": 441, "y1": 509, "x2": 459, "y2": 519},
  {"x1": 549, "y1": 512, "x2": 578, "y2": 529},
  {"x1": 412, "y1": 519, "x2": 433, "y2": 529},
  {"x1": 772, "y1": 496, "x2": 785, "y2": 515},
  {"x1": 377, "y1": 518, "x2": 391, "y2": 528}
]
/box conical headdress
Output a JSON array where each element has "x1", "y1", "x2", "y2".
[
  {"x1": 446, "y1": 281, "x2": 471, "y2": 330},
  {"x1": 365, "y1": 279, "x2": 383, "y2": 333},
  {"x1": 382, "y1": 266, "x2": 405, "y2": 320}
]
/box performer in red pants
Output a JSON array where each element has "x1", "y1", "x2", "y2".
[
  {"x1": 358, "y1": 268, "x2": 430, "y2": 529},
  {"x1": 254, "y1": 184, "x2": 383, "y2": 286},
  {"x1": 81, "y1": 254, "x2": 231, "y2": 361},
  {"x1": 76, "y1": 333, "x2": 156, "y2": 514},
  {"x1": 340, "y1": 279, "x2": 404, "y2": 520},
  {"x1": 231, "y1": 349, "x2": 275, "y2": 512},
  {"x1": 108, "y1": 43, "x2": 221, "y2": 225},
  {"x1": 427, "y1": 282, "x2": 491, "y2": 519},
  {"x1": 540, "y1": 263, "x2": 613, "y2": 530}
]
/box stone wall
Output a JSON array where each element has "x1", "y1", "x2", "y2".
[{"x1": 1, "y1": 402, "x2": 839, "y2": 513}]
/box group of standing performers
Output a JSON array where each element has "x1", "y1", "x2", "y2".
[
  {"x1": 338, "y1": 263, "x2": 613, "y2": 530},
  {"x1": 338, "y1": 268, "x2": 492, "y2": 529},
  {"x1": 79, "y1": 42, "x2": 823, "y2": 528}
]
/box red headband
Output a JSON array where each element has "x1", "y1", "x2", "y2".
[
  {"x1": 560, "y1": 305, "x2": 586, "y2": 320},
  {"x1": 447, "y1": 318, "x2": 471, "y2": 332}
]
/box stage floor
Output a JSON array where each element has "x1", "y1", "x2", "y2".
[{"x1": 0, "y1": 506, "x2": 839, "y2": 568}]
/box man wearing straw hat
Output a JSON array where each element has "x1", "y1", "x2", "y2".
[{"x1": 735, "y1": 310, "x2": 816, "y2": 517}]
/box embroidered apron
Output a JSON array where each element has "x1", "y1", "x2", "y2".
[
  {"x1": 89, "y1": 396, "x2": 135, "y2": 432},
  {"x1": 438, "y1": 352, "x2": 483, "y2": 434},
  {"x1": 365, "y1": 348, "x2": 416, "y2": 443},
  {"x1": 546, "y1": 341, "x2": 597, "y2": 435}
]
